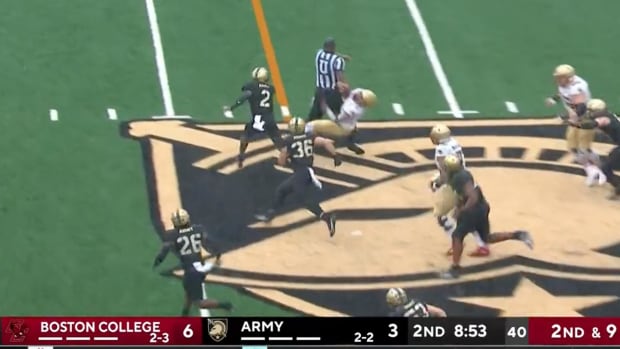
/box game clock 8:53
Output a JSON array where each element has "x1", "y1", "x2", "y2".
[{"x1": 454, "y1": 323, "x2": 488, "y2": 338}]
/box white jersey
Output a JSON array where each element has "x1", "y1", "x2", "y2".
[
  {"x1": 558, "y1": 75, "x2": 591, "y2": 107},
  {"x1": 434, "y1": 137, "x2": 465, "y2": 169},
  {"x1": 337, "y1": 88, "x2": 365, "y2": 131}
]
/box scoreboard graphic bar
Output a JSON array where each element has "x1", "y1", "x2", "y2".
[{"x1": 1, "y1": 317, "x2": 620, "y2": 346}]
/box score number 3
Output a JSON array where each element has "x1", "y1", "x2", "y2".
[{"x1": 388, "y1": 323, "x2": 398, "y2": 338}]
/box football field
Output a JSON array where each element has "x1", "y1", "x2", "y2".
[{"x1": 4, "y1": 0, "x2": 620, "y2": 317}]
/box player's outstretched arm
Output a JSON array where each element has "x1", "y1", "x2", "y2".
[
  {"x1": 427, "y1": 304, "x2": 447, "y2": 317},
  {"x1": 152, "y1": 242, "x2": 172, "y2": 268},
  {"x1": 277, "y1": 147, "x2": 288, "y2": 166},
  {"x1": 225, "y1": 90, "x2": 252, "y2": 111}
]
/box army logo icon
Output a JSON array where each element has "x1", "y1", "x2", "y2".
[{"x1": 208, "y1": 319, "x2": 228, "y2": 342}]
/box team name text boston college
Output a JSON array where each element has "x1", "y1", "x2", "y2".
[{"x1": 40, "y1": 320, "x2": 161, "y2": 333}]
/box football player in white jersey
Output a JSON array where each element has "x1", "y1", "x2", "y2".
[
  {"x1": 305, "y1": 82, "x2": 376, "y2": 154},
  {"x1": 545, "y1": 64, "x2": 606, "y2": 186},
  {"x1": 429, "y1": 125, "x2": 489, "y2": 257}
]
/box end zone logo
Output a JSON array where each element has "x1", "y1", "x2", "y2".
[{"x1": 122, "y1": 119, "x2": 620, "y2": 316}]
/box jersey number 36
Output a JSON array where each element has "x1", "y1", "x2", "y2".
[{"x1": 291, "y1": 139, "x2": 313, "y2": 158}]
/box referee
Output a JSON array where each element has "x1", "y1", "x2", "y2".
[
  {"x1": 308, "y1": 37, "x2": 349, "y2": 121},
  {"x1": 308, "y1": 38, "x2": 364, "y2": 155}
]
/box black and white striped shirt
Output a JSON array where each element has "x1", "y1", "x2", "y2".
[{"x1": 315, "y1": 49, "x2": 345, "y2": 90}]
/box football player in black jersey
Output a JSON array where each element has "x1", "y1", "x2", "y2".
[
  {"x1": 386, "y1": 288, "x2": 446, "y2": 317},
  {"x1": 223, "y1": 67, "x2": 283, "y2": 168},
  {"x1": 568, "y1": 99, "x2": 620, "y2": 199},
  {"x1": 254, "y1": 117, "x2": 340, "y2": 236},
  {"x1": 153, "y1": 209, "x2": 233, "y2": 316},
  {"x1": 439, "y1": 155, "x2": 534, "y2": 279}
]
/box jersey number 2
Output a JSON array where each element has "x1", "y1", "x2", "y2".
[
  {"x1": 292, "y1": 139, "x2": 313, "y2": 158},
  {"x1": 260, "y1": 90, "x2": 271, "y2": 108},
  {"x1": 177, "y1": 233, "x2": 201, "y2": 256}
]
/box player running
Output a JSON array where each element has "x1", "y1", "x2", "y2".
[
  {"x1": 438, "y1": 156, "x2": 534, "y2": 280},
  {"x1": 568, "y1": 99, "x2": 620, "y2": 199},
  {"x1": 545, "y1": 64, "x2": 605, "y2": 186},
  {"x1": 153, "y1": 209, "x2": 233, "y2": 315},
  {"x1": 255, "y1": 117, "x2": 339, "y2": 236},
  {"x1": 429, "y1": 124, "x2": 489, "y2": 257}
]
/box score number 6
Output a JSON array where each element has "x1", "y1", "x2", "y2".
[{"x1": 183, "y1": 324, "x2": 194, "y2": 338}]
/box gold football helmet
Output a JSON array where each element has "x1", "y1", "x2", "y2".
[
  {"x1": 430, "y1": 124, "x2": 451, "y2": 145},
  {"x1": 553, "y1": 64, "x2": 575, "y2": 77},
  {"x1": 386, "y1": 287, "x2": 408, "y2": 307},
  {"x1": 171, "y1": 208, "x2": 190, "y2": 228},
  {"x1": 587, "y1": 99, "x2": 607, "y2": 112},
  {"x1": 444, "y1": 154, "x2": 462, "y2": 172},
  {"x1": 252, "y1": 67, "x2": 269, "y2": 83},
  {"x1": 288, "y1": 117, "x2": 306, "y2": 134},
  {"x1": 553, "y1": 64, "x2": 575, "y2": 86},
  {"x1": 361, "y1": 89, "x2": 377, "y2": 107}
]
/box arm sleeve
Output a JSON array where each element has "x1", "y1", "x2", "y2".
[{"x1": 333, "y1": 57, "x2": 345, "y2": 71}]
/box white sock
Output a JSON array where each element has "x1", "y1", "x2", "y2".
[
  {"x1": 473, "y1": 232, "x2": 486, "y2": 247},
  {"x1": 585, "y1": 164, "x2": 597, "y2": 185}
]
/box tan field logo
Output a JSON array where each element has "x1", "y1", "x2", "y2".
[{"x1": 122, "y1": 118, "x2": 620, "y2": 316}]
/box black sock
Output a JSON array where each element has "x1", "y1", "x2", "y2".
[
  {"x1": 307, "y1": 203, "x2": 325, "y2": 217},
  {"x1": 181, "y1": 307, "x2": 190, "y2": 316}
]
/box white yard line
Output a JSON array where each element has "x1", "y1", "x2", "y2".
[
  {"x1": 151, "y1": 115, "x2": 191, "y2": 119},
  {"x1": 107, "y1": 108, "x2": 118, "y2": 120},
  {"x1": 392, "y1": 103, "x2": 405, "y2": 116},
  {"x1": 49, "y1": 109, "x2": 58, "y2": 121},
  {"x1": 404, "y1": 0, "x2": 465, "y2": 119},
  {"x1": 200, "y1": 283, "x2": 210, "y2": 317},
  {"x1": 437, "y1": 110, "x2": 479, "y2": 115},
  {"x1": 505, "y1": 101, "x2": 519, "y2": 113},
  {"x1": 145, "y1": 0, "x2": 191, "y2": 119}
]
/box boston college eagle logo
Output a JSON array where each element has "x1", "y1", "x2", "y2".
[{"x1": 122, "y1": 118, "x2": 620, "y2": 316}]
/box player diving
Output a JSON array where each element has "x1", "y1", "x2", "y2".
[
  {"x1": 386, "y1": 287, "x2": 446, "y2": 317},
  {"x1": 304, "y1": 82, "x2": 377, "y2": 155}
]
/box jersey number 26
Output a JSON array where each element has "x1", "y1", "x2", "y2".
[{"x1": 177, "y1": 233, "x2": 201, "y2": 256}]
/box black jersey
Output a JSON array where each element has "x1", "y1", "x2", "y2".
[
  {"x1": 597, "y1": 111, "x2": 620, "y2": 145},
  {"x1": 449, "y1": 169, "x2": 487, "y2": 206},
  {"x1": 389, "y1": 300, "x2": 430, "y2": 318},
  {"x1": 285, "y1": 134, "x2": 315, "y2": 169},
  {"x1": 242, "y1": 80, "x2": 275, "y2": 118},
  {"x1": 165, "y1": 224, "x2": 206, "y2": 270}
]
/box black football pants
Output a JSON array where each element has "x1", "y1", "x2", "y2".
[
  {"x1": 602, "y1": 146, "x2": 620, "y2": 188},
  {"x1": 272, "y1": 168, "x2": 323, "y2": 217},
  {"x1": 308, "y1": 88, "x2": 343, "y2": 121},
  {"x1": 452, "y1": 202, "x2": 491, "y2": 243}
]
